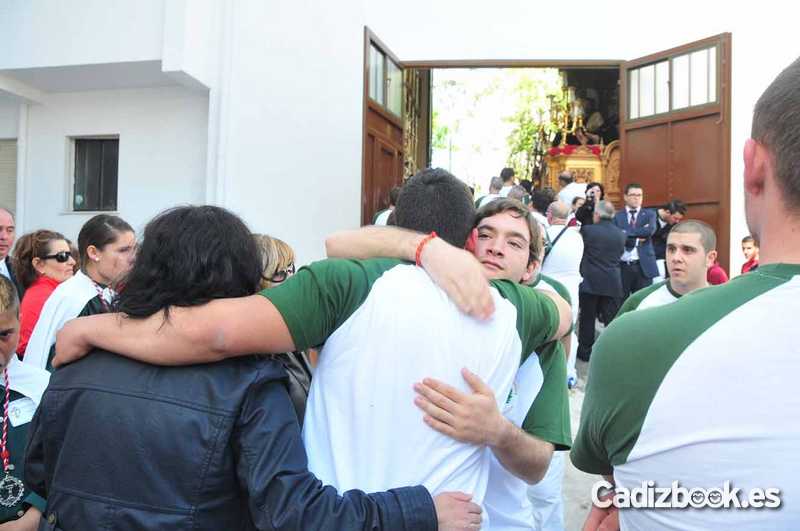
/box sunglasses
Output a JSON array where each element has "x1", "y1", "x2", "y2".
[
  {"x1": 41, "y1": 251, "x2": 72, "y2": 263},
  {"x1": 270, "y1": 263, "x2": 296, "y2": 283}
]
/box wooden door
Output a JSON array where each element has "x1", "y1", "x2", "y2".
[
  {"x1": 620, "y1": 33, "x2": 732, "y2": 271},
  {"x1": 362, "y1": 29, "x2": 405, "y2": 226}
]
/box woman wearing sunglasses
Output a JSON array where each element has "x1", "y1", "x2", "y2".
[
  {"x1": 13, "y1": 230, "x2": 75, "y2": 358},
  {"x1": 23, "y1": 215, "x2": 135, "y2": 371}
]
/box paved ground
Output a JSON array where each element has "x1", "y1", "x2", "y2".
[{"x1": 562, "y1": 359, "x2": 599, "y2": 531}]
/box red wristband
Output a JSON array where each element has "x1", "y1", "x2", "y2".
[{"x1": 415, "y1": 232, "x2": 438, "y2": 266}]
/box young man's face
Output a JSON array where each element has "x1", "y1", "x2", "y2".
[
  {"x1": 742, "y1": 241, "x2": 759, "y2": 261},
  {"x1": 666, "y1": 210, "x2": 685, "y2": 225},
  {"x1": 473, "y1": 211, "x2": 534, "y2": 283},
  {"x1": 666, "y1": 232, "x2": 714, "y2": 289},
  {"x1": 624, "y1": 187, "x2": 644, "y2": 209}
]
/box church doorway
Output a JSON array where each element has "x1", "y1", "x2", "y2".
[{"x1": 362, "y1": 31, "x2": 731, "y2": 270}]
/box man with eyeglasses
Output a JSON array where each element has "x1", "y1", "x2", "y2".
[{"x1": 613, "y1": 184, "x2": 658, "y2": 302}]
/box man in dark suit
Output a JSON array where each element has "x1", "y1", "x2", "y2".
[
  {"x1": 0, "y1": 207, "x2": 21, "y2": 296},
  {"x1": 577, "y1": 200, "x2": 626, "y2": 361},
  {"x1": 613, "y1": 183, "x2": 658, "y2": 301}
]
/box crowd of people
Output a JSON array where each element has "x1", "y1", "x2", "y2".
[{"x1": 0, "y1": 57, "x2": 795, "y2": 531}]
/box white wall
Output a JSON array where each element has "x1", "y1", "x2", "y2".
[
  {"x1": 22, "y1": 87, "x2": 208, "y2": 240},
  {"x1": 0, "y1": 0, "x2": 164, "y2": 70},
  {"x1": 218, "y1": 0, "x2": 367, "y2": 265},
  {"x1": 0, "y1": 102, "x2": 19, "y2": 139},
  {"x1": 161, "y1": 0, "x2": 221, "y2": 89}
]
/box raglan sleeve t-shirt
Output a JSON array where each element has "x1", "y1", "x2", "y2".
[{"x1": 260, "y1": 258, "x2": 405, "y2": 350}]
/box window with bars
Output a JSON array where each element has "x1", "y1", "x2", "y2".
[
  {"x1": 628, "y1": 45, "x2": 717, "y2": 120},
  {"x1": 368, "y1": 43, "x2": 403, "y2": 117},
  {"x1": 72, "y1": 138, "x2": 119, "y2": 211}
]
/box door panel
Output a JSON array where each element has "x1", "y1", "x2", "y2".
[
  {"x1": 620, "y1": 33, "x2": 731, "y2": 271},
  {"x1": 670, "y1": 115, "x2": 723, "y2": 203},
  {"x1": 624, "y1": 125, "x2": 670, "y2": 204}
]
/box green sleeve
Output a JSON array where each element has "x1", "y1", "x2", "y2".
[
  {"x1": 538, "y1": 275, "x2": 574, "y2": 335},
  {"x1": 491, "y1": 280, "x2": 560, "y2": 360},
  {"x1": 615, "y1": 281, "x2": 665, "y2": 320},
  {"x1": 23, "y1": 491, "x2": 46, "y2": 513},
  {"x1": 521, "y1": 342, "x2": 571, "y2": 450},
  {"x1": 260, "y1": 258, "x2": 403, "y2": 350}
]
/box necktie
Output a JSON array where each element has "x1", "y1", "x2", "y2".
[{"x1": 629, "y1": 209, "x2": 637, "y2": 226}]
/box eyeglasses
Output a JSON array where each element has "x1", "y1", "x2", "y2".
[
  {"x1": 41, "y1": 251, "x2": 72, "y2": 263},
  {"x1": 270, "y1": 263, "x2": 296, "y2": 284}
]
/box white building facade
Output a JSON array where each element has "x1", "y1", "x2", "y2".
[{"x1": 0, "y1": 0, "x2": 795, "y2": 269}]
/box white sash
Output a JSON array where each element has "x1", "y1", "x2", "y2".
[
  {"x1": 23, "y1": 271, "x2": 112, "y2": 370},
  {"x1": 7, "y1": 355, "x2": 50, "y2": 406}
]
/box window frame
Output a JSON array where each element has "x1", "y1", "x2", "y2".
[
  {"x1": 65, "y1": 135, "x2": 120, "y2": 214},
  {"x1": 626, "y1": 43, "x2": 720, "y2": 122},
  {"x1": 367, "y1": 39, "x2": 404, "y2": 119}
]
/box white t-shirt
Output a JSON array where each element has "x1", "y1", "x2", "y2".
[
  {"x1": 261, "y1": 259, "x2": 561, "y2": 507},
  {"x1": 557, "y1": 182, "x2": 587, "y2": 207},
  {"x1": 499, "y1": 185, "x2": 514, "y2": 197},
  {"x1": 573, "y1": 264, "x2": 800, "y2": 530},
  {"x1": 542, "y1": 225, "x2": 583, "y2": 317},
  {"x1": 478, "y1": 193, "x2": 501, "y2": 209}
]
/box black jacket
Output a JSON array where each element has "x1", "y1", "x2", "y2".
[
  {"x1": 4, "y1": 256, "x2": 23, "y2": 299},
  {"x1": 25, "y1": 351, "x2": 436, "y2": 531},
  {"x1": 579, "y1": 220, "x2": 626, "y2": 297}
]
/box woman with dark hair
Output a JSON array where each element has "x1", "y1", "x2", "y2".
[
  {"x1": 574, "y1": 181, "x2": 605, "y2": 226},
  {"x1": 25, "y1": 206, "x2": 463, "y2": 530},
  {"x1": 23, "y1": 214, "x2": 135, "y2": 370},
  {"x1": 14, "y1": 230, "x2": 76, "y2": 358}
]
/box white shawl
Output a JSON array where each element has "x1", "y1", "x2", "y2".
[
  {"x1": 23, "y1": 271, "x2": 114, "y2": 370},
  {"x1": 7, "y1": 355, "x2": 50, "y2": 406}
]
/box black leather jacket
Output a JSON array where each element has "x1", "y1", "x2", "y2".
[{"x1": 25, "y1": 351, "x2": 436, "y2": 530}]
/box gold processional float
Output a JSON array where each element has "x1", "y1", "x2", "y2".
[{"x1": 537, "y1": 74, "x2": 621, "y2": 205}]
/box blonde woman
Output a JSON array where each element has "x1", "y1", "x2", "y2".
[{"x1": 254, "y1": 234, "x2": 313, "y2": 424}]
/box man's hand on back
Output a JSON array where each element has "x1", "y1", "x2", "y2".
[
  {"x1": 433, "y1": 491, "x2": 482, "y2": 530},
  {"x1": 419, "y1": 238, "x2": 494, "y2": 321},
  {"x1": 413, "y1": 368, "x2": 510, "y2": 447}
]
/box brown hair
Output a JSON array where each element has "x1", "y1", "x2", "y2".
[
  {"x1": 752, "y1": 57, "x2": 800, "y2": 212},
  {"x1": 742, "y1": 235, "x2": 759, "y2": 247},
  {"x1": 0, "y1": 275, "x2": 19, "y2": 317},
  {"x1": 670, "y1": 220, "x2": 717, "y2": 254},
  {"x1": 12, "y1": 230, "x2": 68, "y2": 290},
  {"x1": 475, "y1": 198, "x2": 543, "y2": 265}
]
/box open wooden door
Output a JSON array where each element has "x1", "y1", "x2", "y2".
[
  {"x1": 620, "y1": 33, "x2": 732, "y2": 271},
  {"x1": 362, "y1": 29, "x2": 405, "y2": 226}
]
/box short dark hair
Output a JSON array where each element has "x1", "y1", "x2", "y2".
[
  {"x1": 625, "y1": 183, "x2": 643, "y2": 194},
  {"x1": 558, "y1": 171, "x2": 573, "y2": 184},
  {"x1": 665, "y1": 199, "x2": 688, "y2": 215},
  {"x1": 742, "y1": 235, "x2": 759, "y2": 247},
  {"x1": 388, "y1": 186, "x2": 401, "y2": 207},
  {"x1": 519, "y1": 180, "x2": 533, "y2": 194},
  {"x1": 752, "y1": 57, "x2": 800, "y2": 211},
  {"x1": 116, "y1": 206, "x2": 262, "y2": 320},
  {"x1": 500, "y1": 167, "x2": 515, "y2": 182},
  {"x1": 531, "y1": 188, "x2": 556, "y2": 215},
  {"x1": 394, "y1": 168, "x2": 475, "y2": 247},
  {"x1": 670, "y1": 220, "x2": 716, "y2": 253},
  {"x1": 78, "y1": 214, "x2": 134, "y2": 266},
  {"x1": 476, "y1": 199, "x2": 543, "y2": 265}
]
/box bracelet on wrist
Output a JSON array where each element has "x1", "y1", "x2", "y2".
[{"x1": 415, "y1": 232, "x2": 438, "y2": 266}]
